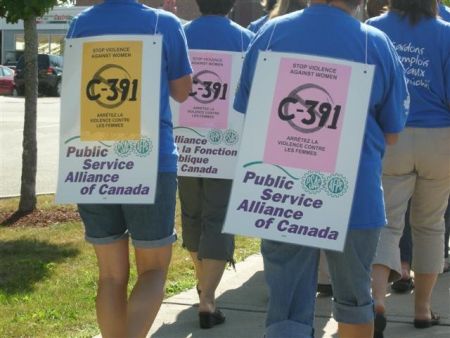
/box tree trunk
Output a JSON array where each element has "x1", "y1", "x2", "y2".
[{"x1": 18, "y1": 16, "x2": 38, "y2": 213}]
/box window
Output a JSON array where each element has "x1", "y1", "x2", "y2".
[
  {"x1": 3, "y1": 68, "x2": 14, "y2": 76},
  {"x1": 38, "y1": 34, "x2": 50, "y2": 54},
  {"x1": 50, "y1": 35, "x2": 65, "y2": 55},
  {"x1": 15, "y1": 33, "x2": 64, "y2": 55},
  {"x1": 15, "y1": 34, "x2": 25, "y2": 51}
]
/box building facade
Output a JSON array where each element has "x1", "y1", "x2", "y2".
[{"x1": 0, "y1": 6, "x2": 87, "y2": 65}]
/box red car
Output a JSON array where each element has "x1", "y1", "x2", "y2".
[{"x1": 0, "y1": 65, "x2": 17, "y2": 96}]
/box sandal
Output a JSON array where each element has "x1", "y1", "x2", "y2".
[
  {"x1": 414, "y1": 311, "x2": 440, "y2": 329},
  {"x1": 391, "y1": 277, "x2": 414, "y2": 293},
  {"x1": 199, "y1": 308, "x2": 226, "y2": 329},
  {"x1": 374, "y1": 312, "x2": 386, "y2": 338},
  {"x1": 317, "y1": 283, "x2": 333, "y2": 297}
]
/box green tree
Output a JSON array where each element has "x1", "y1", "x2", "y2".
[{"x1": 0, "y1": 0, "x2": 69, "y2": 215}]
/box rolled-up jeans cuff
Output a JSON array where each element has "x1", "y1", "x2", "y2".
[
  {"x1": 132, "y1": 232, "x2": 177, "y2": 248},
  {"x1": 85, "y1": 231, "x2": 128, "y2": 245},
  {"x1": 333, "y1": 300, "x2": 374, "y2": 324},
  {"x1": 266, "y1": 320, "x2": 313, "y2": 338}
]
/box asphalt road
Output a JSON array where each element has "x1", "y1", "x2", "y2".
[{"x1": 0, "y1": 96, "x2": 60, "y2": 197}]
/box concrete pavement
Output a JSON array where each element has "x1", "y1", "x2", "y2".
[{"x1": 148, "y1": 254, "x2": 450, "y2": 338}]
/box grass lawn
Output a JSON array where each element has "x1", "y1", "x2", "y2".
[{"x1": 0, "y1": 195, "x2": 260, "y2": 338}]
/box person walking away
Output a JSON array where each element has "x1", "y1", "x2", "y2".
[
  {"x1": 179, "y1": 0, "x2": 254, "y2": 329},
  {"x1": 234, "y1": 1, "x2": 409, "y2": 337},
  {"x1": 66, "y1": 1, "x2": 192, "y2": 337},
  {"x1": 367, "y1": 1, "x2": 450, "y2": 337}
]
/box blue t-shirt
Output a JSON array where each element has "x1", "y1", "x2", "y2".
[
  {"x1": 439, "y1": 4, "x2": 450, "y2": 22},
  {"x1": 247, "y1": 14, "x2": 269, "y2": 33},
  {"x1": 184, "y1": 15, "x2": 254, "y2": 52},
  {"x1": 66, "y1": 0, "x2": 192, "y2": 172},
  {"x1": 234, "y1": 4, "x2": 408, "y2": 229},
  {"x1": 367, "y1": 12, "x2": 450, "y2": 128}
]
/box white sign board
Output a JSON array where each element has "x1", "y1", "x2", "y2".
[
  {"x1": 56, "y1": 35, "x2": 162, "y2": 204},
  {"x1": 171, "y1": 50, "x2": 244, "y2": 179},
  {"x1": 223, "y1": 51, "x2": 374, "y2": 251}
]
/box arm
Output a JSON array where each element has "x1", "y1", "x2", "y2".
[
  {"x1": 384, "y1": 133, "x2": 399, "y2": 145},
  {"x1": 170, "y1": 74, "x2": 192, "y2": 103}
]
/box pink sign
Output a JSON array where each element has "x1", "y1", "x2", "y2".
[
  {"x1": 263, "y1": 57, "x2": 352, "y2": 173},
  {"x1": 179, "y1": 51, "x2": 232, "y2": 129}
]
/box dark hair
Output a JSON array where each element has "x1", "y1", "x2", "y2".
[
  {"x1": 389, "y1": 0, "x2": 437, "y2": 25},
  {"x1": 327, "y1": 0, "x2": 362, "y2": 10},
  {"x1": 196, "y1": 0, "x2": 236, "y2": 15},
  {"x1": 269, "y1": 0, "x2": 307, "y2": 19},
  {"x1": 262, "y1": 0, "x2": 278, "y2": 12},
  {"x1": 366, "y1": 0, "x2": 388, "y2": 18}
]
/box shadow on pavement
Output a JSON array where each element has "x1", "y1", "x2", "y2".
[{"x1": 152, "y1": 271, "x2": 267, "y2": 338}]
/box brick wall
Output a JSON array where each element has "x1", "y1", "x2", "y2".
[{"x1": 75, "y1": 0, "x2": 262, "y2": 26}]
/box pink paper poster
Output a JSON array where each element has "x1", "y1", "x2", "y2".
[
  {"x1": 263, "y1": 57, "x2": 352, "y2": 173},
  {"x1": 179, "y1": 51, "x2": 232, "y2": 129}
]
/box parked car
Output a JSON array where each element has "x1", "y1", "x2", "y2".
[
  {"x1": 4, "y1": 50, "x2": 23, "y2": 70},
  {"x1": 14, "y1": 54, "x2": 63, "y2": 97},
  {"x1": 4, "y1": 63, "x2": 16, "y2": 71},
  {"x1": 0, "y1": 65, "x2": 17, "y2": 96}
]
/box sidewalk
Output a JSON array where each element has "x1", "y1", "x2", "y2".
[{"x1": 148, "y1": 254, "x2": 450, "y2": 338}]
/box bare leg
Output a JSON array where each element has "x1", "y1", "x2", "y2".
[
  {"x1": 400, "y1": 261, "x2": 411, "y2": 279},
  {"x1": 127, "y1": 244, "x2": 172, "y2": 338},
  {"x1": 198, "y1": 258, "x2": 226, "y2": 313},
  {"x1": 189, "y1": 251, "x2": 203, "y2": 292},
  {"x1": 371, "y1": 264, "x2": 391, "y2": 314},
  {"x1": 93, "y1": 239, "x2": 130, "y2": 338},
  {"x1": 414, "y1": 272, "x2": 438, "y2": 320},
  {"x1": 338, "y1": 322, "x2": 373, "y2": 338}
]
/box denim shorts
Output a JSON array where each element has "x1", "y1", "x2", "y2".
[
  {"x1": 262, "y1": 228, "x2": 381, "y2": 338},
  {"x1": 78, "y1": 173, "x2": 177, "y2": 248}
]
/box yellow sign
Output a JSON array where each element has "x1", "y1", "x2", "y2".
[{"x1": 80, "y1": 41, "x2": 143, "y2": 141}]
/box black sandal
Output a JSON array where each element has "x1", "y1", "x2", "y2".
[
  {"x1": 391, "y1": 277, "x2": 414, "y2": 293},
  {"x1": 413, "y1": 311, "x2": 440, "y2": 329},
  {"x1": 199, "y1": 309, "x2": 226, "y2": 329},
  {"x1": 374, "y1": 312, "x2": 386, "y2": 338}
]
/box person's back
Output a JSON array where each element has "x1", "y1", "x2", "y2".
[
  {"x1": 69, "y1": 1, "x2": 159, "y2": 36},
  {"x1": 236, "y1": 4, "x2": 408, "y2": 229},
  {"x1": 69, "y1": 0, "x2": 191, "y2": 172},
  {"x1": 367, "y1": 2, "x2": 450, "y2": 336},
  {"x1": 184, "y1": 14, "x2": 254, "y2": 52},
  {"x1": 233, "y1": 2, "x2": 408, "y2": 337},
  {"x1": 66, "y1": 1, "x2": 192, "y2": 337},
  {"x1": 176, "y1": 0, "x2": 254, "y2": 330},
  {"x1": 367, "y1": 11, "x2": 450, "y2": 128}
]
